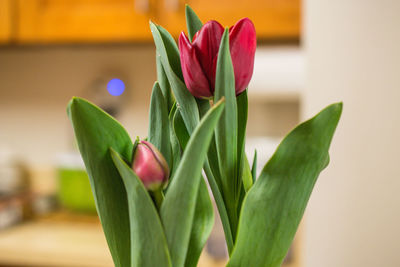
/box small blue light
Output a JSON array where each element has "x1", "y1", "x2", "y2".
[{"x1": 107, "y1": 78, "x2": 125, "y2": 96}]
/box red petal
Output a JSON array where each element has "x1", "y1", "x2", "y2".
[
  {"x1": 229, "y1": 18, "x2": 257, "y2": 95},
  {"x1": 179, "y1": 32, "x2": 213, "y2": 98},
  {"x1": 192, "y1": 20, "x2": 224, "y2": 91}
]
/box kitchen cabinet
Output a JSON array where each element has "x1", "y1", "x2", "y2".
[
  {"x1": 16, "y1": 0, "x2": 155, "y2": 43},
  {"x1": 15, "y1": 0, "x2": 300, "y2": 43},
  {"x1": 0, "y1": 0, "x2": 12, "y2": 43},
  {"x1": 161, "y1": 0, "x2": 300, "y2": 40}
]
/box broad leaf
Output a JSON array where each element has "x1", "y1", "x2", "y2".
[
  {"x1": 227, "y1": 103, "x2": 343, "y2": 267},
  {"x1": 110, "y1": 149, "x2": 172, "y2": 267},
  {"x1": 160, "y1": 99, "x2": 225, "y2": 267},
  {"x1": 67, "y1": 97, "x2": 131, "y2": 267},
  {"x1": 150, "y1": 22, "x2": 199, "y2": 133},
  {"x1": 148, "y1": 82, "x2": 172, "y2": 167},
  {"x1": 214, "y1": 29, "x2": 239, "y2": 235}
]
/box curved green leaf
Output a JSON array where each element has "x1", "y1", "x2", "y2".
[
  {"x1": 168, "y1": 103, "x2": 181, "y2": 178},
  {"x1": 110, "y1": 149, "x2": 172, "y2": 267},
  {"x1": 184, "y1": 178, "x2": 214, "y2": 267},
  {"x1": 160, "y1": 99, "x2": 225, "y2": 267},
  {"x1": 67, "y1": 97, "x2": 131, "y2": 267},
  {"x1": 242, "y1": 155, "x2": 253, "y2": 192},
  {"x1": 237, "y1": 90, "x2": 248, "y2": 189},
  {"x1": 156, "y1": 55, "x2": 174, "y2": 112},
  {"x1": 251, "y1": 150, "x2": 258, "y2": 183},
  {"x1": 185, "y1": 5, "x2": 203, "y2": 42},
  {"x1": 172, "y1": 105, "x2": 215, "y2": 267},
  {"x1": 148, "y1": 82, "x2": 172, "y2": 167},
  {"x1": 214, "y1": 29, "x2": 239, "y2": 236},
  {"x1": 227, "y1": 103, "x2": 343, "y2": 267},
  {"x1": 150, "y1": 22, "x2": 199, "y2": 133}
]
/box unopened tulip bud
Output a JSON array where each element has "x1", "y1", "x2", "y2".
[{"x1": 132, "y1": 141, "x2": 169, "y2": 191}]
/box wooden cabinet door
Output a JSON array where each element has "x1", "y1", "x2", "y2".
[
  {"x1": 159, "y1": 0, "x2": 300, "y2": 40},
  {"x1": 16, "y1": 0, "x2": 157, "y2": 43},
  {"x1": 0, "y1": 0, "x2": 12, "y2": 43}
]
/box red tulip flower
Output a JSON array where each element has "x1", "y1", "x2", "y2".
[
  {"x1": 132, "y1": 141, "x2": 169, "y2": 191},
  {"x1": 179, "y1": 18, "x2": 256, "y2": 99}
]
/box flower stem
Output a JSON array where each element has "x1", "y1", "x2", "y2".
[{"x1": 150, "y1": 188, "x2": 164, "y2": 211}]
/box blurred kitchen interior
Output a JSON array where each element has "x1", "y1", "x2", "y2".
[{"x1": 0, "y1": 0, "x2": 399, "y2": 267}]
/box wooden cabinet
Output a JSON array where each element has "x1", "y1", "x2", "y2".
[
  {"x1": 0, "y1": 0, "x2": 12, "y2": 43},
  {"x1": 8, "y1": 0, "x2": 300, "y2": 44},
  {"x1": 16, "y1": 0, "x2": 156, "y2": 43},
  {"x1": 160, "y1": 0, "x2": 300, "y2": 40}
]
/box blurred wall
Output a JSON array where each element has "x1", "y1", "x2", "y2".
[
  {"x1": 0, "y1": 46, "x2": 156, "y2": 166},
  {"x1": 304, "y1": 1, "x2": 400, "y2": 266}
]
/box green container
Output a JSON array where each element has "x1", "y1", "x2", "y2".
[{"x1": 58, "y1": 168, "x2": 96, "y2": 213}]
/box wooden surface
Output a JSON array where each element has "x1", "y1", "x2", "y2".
[
  {"x1": 0, "y1": 218, "x2": 114, "y2": 267},
  {"x1": 0, "y1": 0, "x2": 12, "y2": 43},
  {"x1": 0, "y1": 213, "x2": 301, "y2": 266}
]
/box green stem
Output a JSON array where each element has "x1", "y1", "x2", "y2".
[
  {"x1": 204, "y1": 161, "x2": 234, "y2": 254},
  {"x1": 150, "y1": 188, "x2": 164, "y2": 211}
]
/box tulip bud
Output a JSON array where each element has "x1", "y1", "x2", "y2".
[
  {"x1": 132, "y1": 141, "x2": 169, "y2": 191},
  {"x1": 179, "y1": 18, "x2": 256, "y2": 99}
]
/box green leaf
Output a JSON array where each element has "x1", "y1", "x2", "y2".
[
  {"x1": 236, "y1": 90, "x2": 248, "y2": 184},
  {"x1": 196, "y1": 98, "x2": 210, "y2": 118},
  {"x1": 251, "y1": 150, "x2": 257, "y2": 183},
  {"x1": 154, "y1": 23, "x2": 183, "y2": 80},
  {"x1": 184, "y1": 178, "x2": 214, "y2": 267},
  {"x1": 110, "y1": 149, "x2": 172, "y2": 267},
  {"x1": 236, "y1": 91, "x2": 249, "y2": 213},
  {"x1": 214, "y1": 28, "x2": 239, "y2": 235},
  {"x1": 160, "y1": 99, "x2": 225, "y2": 267},
  {"x1": 168, "y1": 103, "x2": 181, "y2": 178},
  {"x1": 242, "y1": 155, "x2": 253, "y2": 192},
  {"x1": 203, "y1": 162, "x2": 234, "y2": 254},
  {"x1": 67, "y1": 97, "x2": 131, "y2": 267},
  {"x1": 185, "y1": 5, "x2": 203, "y2": 42},
  {"x1": 171, "y1": 102, "x2": 216, "y2": 267},
  {"x1": 148, "y1": 82, "x2": 172, "y2": 167},
  {"x1": 150, "y1": 22, "x2": 199, "y2": 133},
  {"x1": 227, "y1": 103, "x2": 343, "y2": 267},
  {"x1": 156, "y1": 54, "x2": 174, "y2": 111},
  {"x1": 173, "y1": 109, "x2": 190, "y2": 149}
]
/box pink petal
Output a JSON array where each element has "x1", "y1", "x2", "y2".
[{"x1": 133, "y1": 142, "x2": 166, "y2": 190}]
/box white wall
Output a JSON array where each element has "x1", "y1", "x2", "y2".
[{"x1": 304, "y1": 1, "x2": 400, "y2": 266}]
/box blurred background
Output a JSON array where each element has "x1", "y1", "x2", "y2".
[{"x1": 0, "y1": 0, "x2": 399, "y2": 266}]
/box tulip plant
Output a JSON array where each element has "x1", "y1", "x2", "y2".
[{"x1": 67, "y1": 6, "x2": 342, "y2": 267}]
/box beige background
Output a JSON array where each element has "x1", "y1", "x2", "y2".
[{"x1": 303, "y1": 0, "x2": 400, "y2": 266}]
